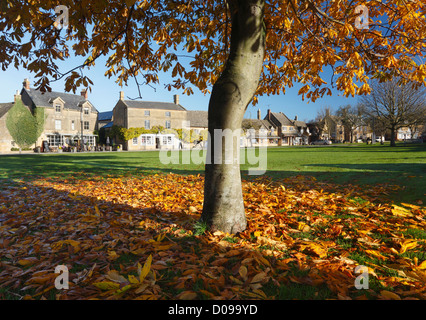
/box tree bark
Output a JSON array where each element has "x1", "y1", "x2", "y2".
[
  {"x1": 390, "y1": 126, "x2": 396, "y2": 147},
  {"x1": 200, "y1": 0, "x2": 265, "y2": 234}
]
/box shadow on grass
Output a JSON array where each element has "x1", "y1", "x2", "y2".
[{"x1": 0, "y1": 177, "x2": 340, "y2": 300}]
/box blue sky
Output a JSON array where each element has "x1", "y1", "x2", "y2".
[{"x1": 0, "y1": 56, "x2": 359, "y2": 123}]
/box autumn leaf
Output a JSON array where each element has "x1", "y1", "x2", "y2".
[
  {"x1": 399, "y1": 240, "x2": 418, "y2": 254},
  {"x1": 178, "y1": 291, "x2": 197, "y2": 300},
  {"x1": 106, "y1": 270, "x2": 128, "y2": 284},
  {"x1": 391, "y1": 205, "x2": 413, "y2": 217},
  {"x1": 380, "y1": 290, "x2": 401, "y2": 300},
  {"x1": 138, "y1": 254, "x2": 152, "y2": 283},
  {"x1": 94, "y1": 281, "x2": 120, "y2": 291}
]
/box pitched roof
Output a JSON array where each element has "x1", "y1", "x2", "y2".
[
  {"x1": 270, "y1": 112, "x2": 294, "y2": 126},
  {"x1": 21, "y1": 88, "x2": 98, "y2": 113},
  {"x1": 0, "y1": 102, "x2": 13, "y2": 118},
  {"x1": 242, "y1": 118, "x2": 270, "y2": 130},
  {"x1": 294, "y1": 120, "x2": 307, "y2": 127},
  {"x1": 122, "y1": 100, "x2": 186, "y2": 111},
  {"x1": 103, "y1": 121, "x2": 114, "y2": 128},
  {"x1": 98, "y1": 111, "x2": 113, "y2": 121},
  {"x1": 186, "y1": 110, "x2": 208, "y2": 128}
]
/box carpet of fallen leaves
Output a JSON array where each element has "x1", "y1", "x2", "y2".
[{"x1": 0, "y1": 173, "x2": 425, "y2": 300}]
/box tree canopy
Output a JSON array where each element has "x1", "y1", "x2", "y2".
[
  {"x1": 6, "y1": 97, "x2": 45, "y2": 149},
  {"x1": 1, "y1": 0, "x2": 425, "y2": 100}
]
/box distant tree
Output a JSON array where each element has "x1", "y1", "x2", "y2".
[
  {"x1": 6, "y1": 97, "x2": 44, "y2": 150},
  {"x1": 360, "y1": 79, "x2": 426, "y2": 146},
  {"x1": 336, "y1": 104, "x2": 365, "y2": 142},
  {"x1": 314, "y1": 106, "x2": 333, "y2": 139}
]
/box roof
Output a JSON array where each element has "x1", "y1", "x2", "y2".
[
  {"x1": 186, "y1": 110, "x2": 208, "y2": 128},
  {"x1": 0, "y1": 102, "x2": 14, "y2": 118},
  {"x1": 22, "y1": 88, "x2": 98, "y2": 113},
  {"x1": 294, "y1": 120, "x2": 307, "y2": 127},
  {"x1": 122, "y1": 100, "x2": 186, "y2": 111},
  {"x1": 103, "y1": 121, "x2": 114, "y2": 128},
  {"x1": 98, "y1": 111, "x2": 113, "y2": 121},
  {"x1": 242, "y1": 118, "x2": 270, "y2": 130},
  {"x1": 270, "y1": 112, "x2": 294, "y2": 126}
]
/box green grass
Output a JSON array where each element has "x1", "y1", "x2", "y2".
[{"x1": 0, "y1": 143, "x2": 425, "y2": 204}]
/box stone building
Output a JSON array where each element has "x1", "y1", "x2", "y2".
[
  {"x1": 19, "y1": 79, "x2": 99, "y2": 150},
  {"x1": 112, "y1": 92, "x2": 187, "y2": 150}
]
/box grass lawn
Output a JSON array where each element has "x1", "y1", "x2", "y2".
[
  {"x1": 1, "y1": 142, "x2": 425, "y2": 205},
  {"x1": 0, "y1": 143, "x2": 425, "y2": 300}
]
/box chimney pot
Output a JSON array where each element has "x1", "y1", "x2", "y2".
[
  {"x1": 294, "y1": 115, "x2": 298, "y2": 121},
  {"x1": 257, "y1": 109, "x2": 261, "y2": 120},
  {"x1": 23, "y1": 78, "x2": 30, "y2": 90},
  {"x1": 81, "y1": 89, "x2": 88, "y2": 99},
  {"x1": 119, "y1": 91, "x2": 124, "y2": 100},
  {"x1": 173, "y1": 94, "x2": 179, "y2": 105}
]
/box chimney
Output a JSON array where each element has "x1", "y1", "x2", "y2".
[
  {"x1": 173, "y1": 94, "x2": 179, "y2": 105},
  {"x1": 257, "y1": 109, "x2": 261, "y2": 120},
  {"x1": 14, "y1": 90, "x2": 21, "y2": 102},
  {"x1": 294, "y1": 115, "x2": 298, "y2": 121},
  {"x1": 119, "y1": 91, "x2": 124, "y2": 100},
  {"x1": 267, "y1": 109, "x2": 271, "y2": 121},
  {"x1": 23, "y1": 78, "x2": 30, "y2": 90},
  {"x1": 81, "y1": 89, "x2": 88, "y2": 100}
]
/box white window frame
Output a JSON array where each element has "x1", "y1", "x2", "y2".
[
  {"x1": 165, "y1": 120, "x2": 171, "y2": 129},
  {"x1": 71, "y1": 120, "x2": 75, "y2": 131},
  {"x1": 84, "y1": 121, "x2": 90, "y2": 130},
  {"x1": 144, "y1": 110, "x2": 150, "y2": 116},
  {"x1": 162, "y1": 135, "x2": 173, "y2": 145},
  {"x1": 132, "y1": 137, "x2": 138, "y2": 145},
  {"x1": 55, "y1": 104, "x2": 61, "y2": 113},
  {"x1": 141, "y1": 134, "x2": 154, "y2": 145},
  {"x1": 144, "y1": 120, "x2": 150, "y2": 129},
  {"x1": 55, "y1": 120, "x2": 62, "y2": 130}
]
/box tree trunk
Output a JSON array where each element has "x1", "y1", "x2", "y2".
[
  {"x1": 200, "y1": 0, "x2": 265, "y2": 234},
  {"x1": 390, "y1": 126, "x2": 396, "y2": 147}
]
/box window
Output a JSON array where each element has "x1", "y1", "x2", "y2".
[
  {"x1": 55, "y1": 120, "x2": 62, "y2": 130},
  {"x1": 141, "y1": 135, "x2": 154, "y2": 145},
  {"x1": 162, "y1": 136, "x2": 172, "y2": 145},
  {"x1": 144, "y1": 110, "x2": 150, "y2": 116},
  {"x1": 86, "y1": 136, "x2": 95, "y2": 146},
  {"x1": 144, "y1": 120, "x2": 150, "y2": 129},
  {"x1": 165, "y1": 111, "x2": 171, "y2": 117},
  {"x1": 165, "y1": 120, "x2": 171, "y2": 129},
  {"x1": 48, "y1": 135, "x2": 63, "y2": 146},
  {"x1": 84, "y1": 121, "x2": 90, "y2": 130},
  {"x1": 55, "y1": 104, "x2": 61, "y2": 113},
  {"x1": 71, "y1": 120, "x2": 75, "y2": 131},
  {"x1": 282, "y1": 126, "x2": 287, "y2": 132},
  {"x1": 132, "y1": 137, "x2": 138, "y2": 145},
  {"x1": 84, "y1": 107, "x2": 89, "y2": 115}
]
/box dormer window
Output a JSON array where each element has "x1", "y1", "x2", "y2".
[
  {"x1": 55, "y1": 104, "x2": 61, "y2": 113},
  {"x1": 84, "y1": 107, "x2": 89, "y2": 115}
]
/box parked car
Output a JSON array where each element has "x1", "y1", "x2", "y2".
[{"x1": 312, "y1": 140, "x2": 332, "y2": 145}]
